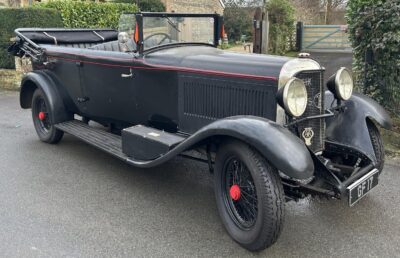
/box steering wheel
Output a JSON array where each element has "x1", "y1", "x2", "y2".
[{"x1": 144, "y1": 32, "x2": 173, "y2": 46}]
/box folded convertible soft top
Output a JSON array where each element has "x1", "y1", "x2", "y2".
[{"x1": 15, "y1": 28, "x2": 118, "y2": 44}]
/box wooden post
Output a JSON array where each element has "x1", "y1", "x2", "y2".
[
  {"x1": 253, "y1": 7, "x2": 269, "y2": 54},
  {"x1": 261, "y1": 10, "x2": 269, "y2": 54},
  {"x1": 253, "y1": 7, "x2": 262, "y2": 54}
]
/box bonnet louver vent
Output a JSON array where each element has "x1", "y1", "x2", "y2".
[{"x1": 178, "y1": 75, "x2": 276, "y2": 133}]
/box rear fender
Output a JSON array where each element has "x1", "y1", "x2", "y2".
[
  {"x1": 325, "y1": 91, "x2": 392, "y2": 164},
  {"x1": 20, "y1": 71, "x2": 72, "y2": 124},
  {"x1": 127, "y1": 116, "x2": 315, "y2": 180}
]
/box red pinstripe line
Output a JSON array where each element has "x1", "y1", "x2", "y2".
[{"x1": 47, "y1": 55, "x2": 277, "y2": 81}]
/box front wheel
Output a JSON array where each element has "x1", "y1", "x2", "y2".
[
  {"x1": 367, "y1": 120, "x2": 385, "y2": 172},
  {"x1": 32, "y1": 89, "x2": 64, "y2": 144},
  {"x1": 214, "y1": 140, "x2": 285, "y2": 251}
]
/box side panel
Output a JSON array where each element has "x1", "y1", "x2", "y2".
[
  {"x1": 78, "y1": 50, "x2": 136, "y2": 122},
  {"x1": 134, "y1": 69, "x2": 179, "y2": 131},
  {"x1": 49, "y1": 57, "x2": 83, "y2": 110}
]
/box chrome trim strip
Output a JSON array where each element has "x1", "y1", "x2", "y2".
[
  {"x1": 93, "y1": 30, "x2": 105, "y2": 41},
  {"x1": 42, "y1": 32, "x2": 58, "y2": 45}
]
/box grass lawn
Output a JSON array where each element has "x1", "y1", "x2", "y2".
[{"x1": 284, "y1": 51, "x2": 299, "y2": 57}]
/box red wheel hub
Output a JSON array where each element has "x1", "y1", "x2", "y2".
[
  {"x1": 38, "y1": 112, "x2": 46, "y2": 121},
  {"x1": 230, "y1": 184, "x2": 241, "y2": 201}
]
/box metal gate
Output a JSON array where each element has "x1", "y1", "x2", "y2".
[{"x1": 299, "y1": 24, "x2": 351, "y2": 51}]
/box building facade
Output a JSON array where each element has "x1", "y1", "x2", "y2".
[{"x1": 161, "y1": 0, "x2": 224, "y2": 14}]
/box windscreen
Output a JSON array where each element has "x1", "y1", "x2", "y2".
[
  {"x1": 119, "y1": 14, "x2": 137, "y2": 35},
  {"x1": 142, "y1": 16, "x2": 215, "y2": 49}
]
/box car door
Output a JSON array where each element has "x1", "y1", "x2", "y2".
[{"x1": 78, "y1": 49, "x2": 139, "y2": 123}]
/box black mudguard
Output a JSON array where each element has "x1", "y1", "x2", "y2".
[
  {"x1": 20, "y1": 71, "x2": 72, "y2": 124},
  {"x1": 127, "y1": 116, "x2": 315, "y2": 180},
  {"x1": 325, "y1": 91, "x2": 392, "y2": 164}
]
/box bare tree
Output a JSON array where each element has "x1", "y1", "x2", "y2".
[
  {"x1": 289, "y1": 0, "x2": 320, "y2": 24},
  {"x1": 7, "y1": 0, "x2": 21, "y2": 7},
  {"x1": 322, "y1": 0, "x2": 347, "y2": 24},
  {"x1": 289, "y1": 0, "x2": 347, "y2": 24}
]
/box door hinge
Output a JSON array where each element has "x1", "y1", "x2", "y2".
[{"x1": 77, "y1": 97, "x2": 90, "y2": 103}]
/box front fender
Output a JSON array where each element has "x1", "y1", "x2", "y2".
[
  {"x1": 127, "y1": 116, "x2": 314, "y2": 179},
  {"x1": 20, "y1": 71, "x2": 72, "y2": 124},
  {"x1": 325, "y1": 91, "x2": 392, "y2": 163}
]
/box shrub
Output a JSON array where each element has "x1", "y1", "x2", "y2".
[
  {"x1": 223, "y1": 5, "x2": 253, "y2": 43},
  {"x1": 347, "y1": 0, "x2": 400, "y2": 112},
  {"x1": 111, "y1": 0, "x2": 166, "y2": 12},
  {"x1": 0, "y1": 8, "x2": 63, "y2": 69},
  {"x1": 266, "y1": 0, "x2": 295, "y2": 55},
  {"x1": 35, "y1": 0, "x2": 139, "y2": 29}
]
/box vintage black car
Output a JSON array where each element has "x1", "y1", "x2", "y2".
[{"x1": 9, "y1": 12, "x2": 392, "y2": 251}]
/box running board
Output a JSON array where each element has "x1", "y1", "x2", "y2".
[
  {"x1": 55, "y1": 120, "x2": 126, "y2": 160},
  {"x1": 54, "y1": 120, "x2": 187, "y2": 164}
]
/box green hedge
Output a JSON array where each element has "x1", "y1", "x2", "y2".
[
  {"x1": 0, "y1": 8, "x2": 63, "y2": 69},
  {"x1": 111, "y1": 0, "x2": 165, "y2": 12},
  {"x1": 223, "y1": 5, "x2": 253, "y2": 43},
  {"x1": 35, "y1": 0, "x2": 139, "y2": 29},
  {"x1": 266, "y1": 0, "x2": 295, "y2": 55},
  {"x1": 347, "y1": 0, "x2": 400, "y2": 112}
]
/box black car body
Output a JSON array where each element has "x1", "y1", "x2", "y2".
[{"x1": 9, "y1": 12, "x2": 392, "y2": 251}]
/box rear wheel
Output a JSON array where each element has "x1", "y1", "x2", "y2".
[
  {"x1": 214, "y1": 140, "x2": 284, "y2": 251},
  {"x1": 32, "y1": 89, "x2": 64, "y2": 144}
]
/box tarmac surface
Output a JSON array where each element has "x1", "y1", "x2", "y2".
[
  {"x1": 307, "y1": 51, "x2": 353, "y2": 82},
  {"x1": 0, "y1": 90, "x2": 399, "y2": 257}
]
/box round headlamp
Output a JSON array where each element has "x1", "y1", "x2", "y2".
[
  {"x1": 277, "y1": 78, "x2": 308, "y2": 117},
  {"x1": 328, "y1": 67, "x2": 353, "y2": 100}
]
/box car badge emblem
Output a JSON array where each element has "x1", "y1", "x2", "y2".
[
  {"x1": 302, "y1": 127, "x2": 314, "y2": 146},
  {"x1": 313, "y1": 93, "x2": 322, "y2": 109}
]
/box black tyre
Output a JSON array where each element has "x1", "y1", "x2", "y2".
[
  {"x1": 214, "y1": 140, "x2": 285, "y2": 251},
  {"x1": 367, "y1": 120, "x2": 385, "y2": 172},
  {"x1": 31, "y1": 89, "x2": 64, "y2": 144}
]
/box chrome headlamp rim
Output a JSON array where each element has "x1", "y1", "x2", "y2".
[
  {"x1": 282, "y1": 78, "x2": 308, "y2": 117},
  {"x1": 334, "y1": 67, "x2": 353, "y2": 100}
]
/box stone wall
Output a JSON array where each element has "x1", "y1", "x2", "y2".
[
  {"x1": 161, "y1": 0, "x2": 224, "y2": 14},
  {"x1": 0, "y1": 0, "x2": 30, "y2": 7},
  {"x1": 0, "y1": 57, "x2": 31, "y2": 90},
  {"x1": 0, "y1": 69, "x2": 22, "y2": 90}
]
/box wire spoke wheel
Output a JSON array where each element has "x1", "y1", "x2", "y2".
[
  {"x1": 223, "y1": 157, "x2": 258, "y2": 229},
  {"x1": 214, "y1": 140, "x2": 284, "y2": 251}
]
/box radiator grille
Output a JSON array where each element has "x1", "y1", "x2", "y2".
[{"x1": 295, "y1": 70, "x2": 325, "y2": 153}]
